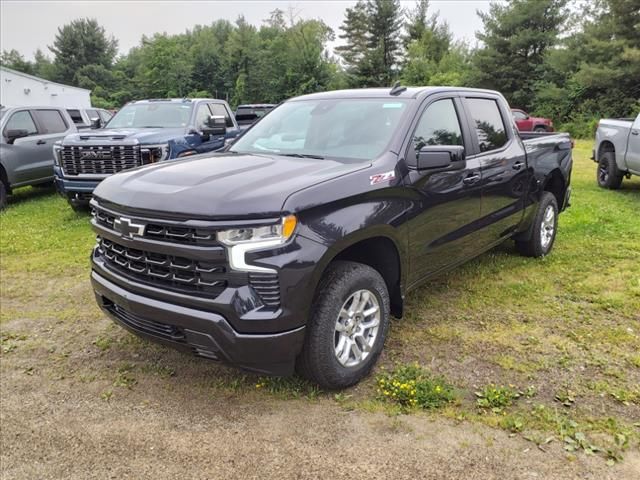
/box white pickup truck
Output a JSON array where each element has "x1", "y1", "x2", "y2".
[{"x1": 593, "y1": 113, "x2": 640, "y2": 189}]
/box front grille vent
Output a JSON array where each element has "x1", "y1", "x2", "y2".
[
  {"x1": 61, "y1": 145, "x2": 141, "y2": 175},
  {"x1": 249, "y1": 273, "x2": 281, "y2": 308}
]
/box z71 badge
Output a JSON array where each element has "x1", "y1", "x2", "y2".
[{"x1": 369, "y1": 170, "x2": 396, "y2": 185}]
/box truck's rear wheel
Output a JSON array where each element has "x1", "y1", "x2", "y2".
[
  {"x1": 597, "y1": 152, "x2": 623, "y2": 189},
  {"x1": 296, "y1": 261, "x2": 390, "y2": 389},
  {"x1": 534, "y1": 126, "x2": 547, "y2": 133},
  {"x1": 515, "y1": 192, "x2": 558, "y2": 258}
]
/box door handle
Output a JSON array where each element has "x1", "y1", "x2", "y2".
[
  {"x1": 513, "y1": 161, "x2": 525, "y2": 170},
  {"x1": 37, "y1": 139, "x2": 46, "y2": 145},
  {"x1": 463, "y1": 173, "x2": 481, "y2": 185},
  {"x1": 631, "y1": 130, "x2": 639, "y2": 136}
]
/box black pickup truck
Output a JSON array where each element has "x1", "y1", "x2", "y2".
[{"x1": 89, "y1": 87, "x2": 572, "y2": 389}]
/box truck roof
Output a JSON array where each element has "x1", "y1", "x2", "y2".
[
  {"x1": 290, "y1": 86, "x2": 502, "y2": 101},
  {"x1": 129, "y1": 98, "x2": 227, "y2": 105}
]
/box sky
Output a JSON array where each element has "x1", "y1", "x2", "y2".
[{"x1": 1, "y1": 0, "x2": 493, "y2": 60}]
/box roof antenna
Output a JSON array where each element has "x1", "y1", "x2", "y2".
[{"x1": 390, "y1": 81, "x2": 407, "y2": 96}]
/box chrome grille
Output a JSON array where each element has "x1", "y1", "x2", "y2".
[
  {"x1": 61, "y1": 145, "x2": 141, "y2": 175},
  {"x1": 98, "y1": 237, "x2": 227, "y2": 296}
]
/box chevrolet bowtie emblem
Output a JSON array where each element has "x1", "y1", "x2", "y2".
[{"x1": 113, "y1": 216, "x2": 145, "y2": 238}]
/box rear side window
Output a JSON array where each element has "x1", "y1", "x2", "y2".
[
  {"x1": 413, "y1": 99, "x2": 463, "y2": 151},
  {"x1": 4, "y1": 110, "x2": 38, "y2": 136},
  {"x1": 67, "y1": 109, "x2": 84, "y2": 124},
  {"x1": 34, "y1": 110, "x2": 68, "y2": 134},
  {"x1": 210, "y1": 103, "x2": 234, "y2": 127},
  {"x1": 466, "y1": 98, "x2": 508, "y2": 152}
]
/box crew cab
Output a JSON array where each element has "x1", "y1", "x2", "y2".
[
  {"x1": 511, "y1": 109, "x2": 554, "y2": 132},
  {"x1": 0, "y1": 105, "x2": 76, "y2": 209},
  {"x1": 54, "y1": 98, "x2": 240, "y2": 210},
  {"x1": 592, "y1": 113, "x2": 640, "y2": 189},
  {"x1": 89, "y1": 87, "x2": 572, "y2": 389}
]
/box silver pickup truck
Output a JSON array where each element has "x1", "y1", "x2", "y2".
[{"x1": 593, "y1": 113, "x2": 640, "y2": 189}]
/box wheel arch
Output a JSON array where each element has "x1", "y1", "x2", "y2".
[
  {"x1": 597, "y1": 140, "x2": 615, "y2": 161},
  {"x1": 312, "y1": 230, "x2": 405, "y2": 319},
  {"x1": 541, "y1": 168, "x2": 567, "y2": 209}
]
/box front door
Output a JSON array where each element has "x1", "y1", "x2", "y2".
[
  {"x1": 405, "y1": 96, "x2": 484, "y2": 284},
  {"x1": 462, "y1": 96, "x2": 529, "y2": 244},
  {"x1": 3, "y1": 109, "x2": 48, "y2": 184}
]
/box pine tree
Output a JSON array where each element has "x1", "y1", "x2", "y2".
[
  {"x1": 470, "y1": 0, "x2": 568, "y2": 110},
  {"x1": 49, "y1": 18, "x2": 118, "y2": 85}
]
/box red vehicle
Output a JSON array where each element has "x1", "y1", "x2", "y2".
[{"x1": 511, "y1": 109, "x2": 554, "y2": 132}]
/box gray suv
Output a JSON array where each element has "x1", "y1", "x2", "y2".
[{"x1": 0, "y1": 105, "x2": 76, "y2": 209}]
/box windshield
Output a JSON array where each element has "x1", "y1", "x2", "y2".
[
  {"x1": 106, "y1": 102, "x2": 193, "y2": 128},
  {"x1": 230, "y1": 98, "x2": 409, "y2": 160}
]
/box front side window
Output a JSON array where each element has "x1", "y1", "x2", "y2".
[
  {"x1": 4, "y1": 110, "x2": 38, "y2": 136},
  {"x1": 195, "y1": 104, "x2": 212, "y2": 128},
  {"x1": 230, "y1": 98, "x2": 409, "y2": 161},
  {"x1": 466, "y1": 98, "x2": 508, "y2": 152},
  {"x1": 107, "y1": 103, "x2": 193, "y2": 128},
  {"x1": 34, "y1": 110, "x2": 68, "y2": 134},
  {"x1": 210, "y1": 104, "x2": 234, "y2": 127},
  {"x1": 512, "y1": 110, "x2": 527, "y2": 120},
  {"x1": 86, "y1": 109, "x2": 99, "y2": 120},
  {"x1": 413, "y1": 99, "x2": 463, "y2": 152},
  {"x1": 98, "y1": 110, "x2": 113, "y2": 123}
]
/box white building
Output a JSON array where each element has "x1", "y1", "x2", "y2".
[{"x1": 0, "y1": 66, "x2": 91, "y2": 108}]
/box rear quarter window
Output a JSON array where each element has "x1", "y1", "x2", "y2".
[{"x1": 67, "y1": 109, "x2": 84, "y2": 124}]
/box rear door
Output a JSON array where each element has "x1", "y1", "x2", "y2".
[
  {"x1": 405, "y1": 95, "x2": 484, "y2": 283},
  {"x1": 624, "y1": 114, "x2": 640, "y2": 172},
  {"x1": 462, "y1": 96, "x2": 529, "y2": 244}
]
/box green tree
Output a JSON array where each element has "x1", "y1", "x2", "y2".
[
  {"x1": 49, "y1": 18, "x2": 118, "y2": 85},
  {"x1": 470, "y1": 0, "x2": 568, "y2": 110},
  {"x1": 1, "y1": 49, "x2": 34, "y2": 74}
]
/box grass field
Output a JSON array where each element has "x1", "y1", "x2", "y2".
[{"x1": 1, "y1": 139, "x2": 639, "y2": 474}]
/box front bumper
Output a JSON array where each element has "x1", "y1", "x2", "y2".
[
  {"x1": 54, "y1": 166, "x2": 101, "y2": 200},
  {"x1": 92, "y1": 270, "x2": 306, "y2": 375}
]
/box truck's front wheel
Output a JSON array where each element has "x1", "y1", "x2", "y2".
[
  {"x1": 597, "y1": 152, "x2": 623, "y2": 189},
  {"x1": 297, "y1": 261, "x2": 390, "y2": 389}
]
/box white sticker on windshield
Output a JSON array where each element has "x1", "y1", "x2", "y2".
[
  {"x1": 370, "y1": 170, "x2": 396, "y2": 185},
  {"x1": 382, "y1": 103, "x2": 404, "y2": 109}
]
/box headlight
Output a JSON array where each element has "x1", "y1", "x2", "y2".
[
  {"x1": 218, "y1": 215, "x2": 297, "y2": 273},
  {"x1": 141, "y1": 144, "x2": 170, "y2": 163},
  {"x1": 53, "y1": 142, "x2": 63, "y2": 166}
]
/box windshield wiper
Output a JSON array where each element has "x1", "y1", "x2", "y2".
[{"x1": 281, "y1": 153, "x2": 325, "y2": 160}]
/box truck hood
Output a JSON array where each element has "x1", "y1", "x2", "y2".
[
  {"x1": 62, "y1": 127, "x2": 187, "y2": 145},
  {"x1": 93, "y1": 152, "x2": 370, "y2": 219}
]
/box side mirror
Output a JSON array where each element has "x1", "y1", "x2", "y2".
[
  {"x1": 416, "y1": 145, "x2": 465, "y2": 170},
  {"x1": 5, "y1": 129, "x2": 30, "y2": 144},
  {"x1": 202, "y1": 115, "x2": 227, "y2": 136},
  {"x1": 90, "y1": 117, "x2": 102, "y2": 129}
]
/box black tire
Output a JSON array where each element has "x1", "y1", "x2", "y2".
[
  {"x1": 533, "y1": 126, "x2": 547, "y2": 133},
  {"x1": 296, "y1": 261, "x2": 390, "y2": 389},
  {"x1": 515, "y1": 191, "x2": 559, "y2": 258},
  {"x1": 0, "y1": 180, "x2": 7, "y2": 210},
  {"x1": 68, "y1": 199, "x2": 89, "y2": 213},
  {"x1": 597, "y1": 151, "x2": 623, "y2": 189}
]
